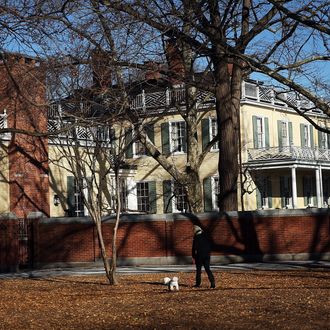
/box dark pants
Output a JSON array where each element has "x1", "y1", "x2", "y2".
[{"x1": 195, "y1": 255, "x2": 215, "y2": 286}]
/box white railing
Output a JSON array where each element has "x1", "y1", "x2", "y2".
[
  {"x1": 129, "y1": 81, "x2": 318, "y2": 113},
  {"x1": 247, "y1": 146, "x2": 330, "y2": 162},
  {"x1": 0, "y1": 111, "x2": 7, "y2": 130}
]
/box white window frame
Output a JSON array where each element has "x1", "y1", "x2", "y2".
[
  {"x1": 210, "y1": 118, "x2": 219, "y2": 151},
  {"x1": 136, "y1": 181, "x2": 150, "y2": 213},
  {"x1": 256, "y1": 117, "x2": 266, "y2": 148},
  {"x1": 304, "y1": 177, "x2": 314, "y2": 207},
  {"x1": 260, "y1": 177, "x2": 269, "y2": 209},
  {"x1": 280, "y1": 121, "x2": 289, "y2": 147},
  {"x1": 302, "y1": 124, "x2": 310, "y2": 147},
  {"x1": 74, "y1": 178, "x2": 89, "y2": 217},
  {"x1": 171, "y1": 181, "x2": 188, "y2": 213},
  {"x1": 320, "y1": 131, "x2": 328, "y2": 149},
  {"x1": 169, "y1": 121, "x2": 186, "y2": 153},
  {"x1": 282, "y1": 176, "x2": 293, "y2": 208},
  {"x1": 212, "y1": 176, "x2": 219, "y2": 210}
]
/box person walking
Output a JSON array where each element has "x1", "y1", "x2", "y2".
[{"x1": 192, "y1": 225, "x2": 216, "y2": 288}]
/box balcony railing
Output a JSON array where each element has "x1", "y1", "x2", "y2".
[
  {"x1": 247, "y1": 146, "x2": 330, "y2": 162},
  {"x1": 129, "y1": 81, "x2": 318, "y2": 113}
]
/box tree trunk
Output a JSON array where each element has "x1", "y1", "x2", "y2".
[
  {"x1": 94, "y1": 219, "x2": 113, "y2": 284},
  {"x1": 214, "y1": 59, "x2": 240, "y2": 211}
]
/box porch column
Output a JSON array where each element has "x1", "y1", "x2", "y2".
[
  {"x1": 291, "y1": 166, "x2": 298, "y2": 209},
  {"x1": 315, "y1": 167, "x2": 322, "y2": 208}
]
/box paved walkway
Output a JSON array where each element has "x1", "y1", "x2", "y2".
[{"x1": 1, "y1": 260, "x2": 329, "y2": 279}]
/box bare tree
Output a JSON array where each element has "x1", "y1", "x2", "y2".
[{"x1": 1, "y1": 0, "x2": 329, "y2": 214}]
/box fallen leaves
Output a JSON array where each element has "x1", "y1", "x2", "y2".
[{"x1": 0, "y1": 269, "x2": 329, "y2": 329}]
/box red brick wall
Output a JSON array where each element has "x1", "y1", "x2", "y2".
[
  {"x1": 32, "y1": 210, "x2": 330, "y2": 266},
  {"x1": 0, "y1": 219, "x2": 19, "y2": 272},
  {"x1": 0, "y1": 54, "x2": 49, "y2": 218}
]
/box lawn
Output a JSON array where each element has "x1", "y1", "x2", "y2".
[{"x1": 0, "y1": 269, "x2": 329, "y2": 329}]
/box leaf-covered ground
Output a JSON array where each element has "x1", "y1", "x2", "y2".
[{"x1": 0, "y1": 269, "x2": 329, "y2": 329}]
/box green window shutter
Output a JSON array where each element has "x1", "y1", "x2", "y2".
[
  {"x1": 201, "y1": 118, "x2": 210, "y2": 151},
  {"x1": 318, "y1": 130, "x2": 322, "y2": 149},
  {"x1": 203, "y1": 177, "x2": 212, "y2": 212},
  {"x1": 256, "y1": 186, "x2": 262, "y2": 209},
  {"x1": 280, "y1": 176, "x2": 285, "y2": 208},
  {"x1": 148, "y1": 181, "x2": 157, "y2": 214},
  {"x1": 277, "y1": 120, "x2": 283, "y2": 148},
  {"x1": 288, "y1": 122, "x2": 293, "y2": 146},
  {"x1": 267, "y1": 178, "x2": 273, "y2": 208},
  {"x1": 300, "y1": 124, "x2": 305, "y2": 147},
  {"x1": 125, "y1": 128, "x2": 133, "y2": 158},
  {"x1": 67, "y1": 176, "x2": 75, "y2": 217},
  {"x1": 163, "y1": 180, "x2": 172, "y2": 213},
  {"x1": 309, "y1": 126, "x2": 314, "y2": 147},
  {"x1": 146, "y1": 124, "x2": 154, "y2": 143},
  {"x1": 182, "y1": 122, "x2": 187, "y2": 153},
  {"x1": 161, "y1": 122, "x2": 170, "y2": 154},
  {"x1": 252, "y1": 116, "x2": 258, "y2": 148},
  {"x1": 264, "y1": 117, "x2": 269, "y2": 148}
]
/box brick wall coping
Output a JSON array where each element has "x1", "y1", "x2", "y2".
[
  {"x1": 0, "y1": 212, "x2": 18, "y2": 220},
  {"x1": 40, "y1": 208, "x2": 330, "y2": 225}
]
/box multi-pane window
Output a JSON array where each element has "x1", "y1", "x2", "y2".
[
  {"x1": 213, "y1": 177, "x2": 219, "y2": 209},
  {"x1": 256, "y1": 177, "x2": 271, "y2": 209},
  {"x1": 74, "y1": 179, "x2": 85, "y2": 217},
  {"x1": 119, "y1": 178, "x2": 128, "y2": 211},
  {"x1": 280, "y1": 176, "x2": 292, "y2": 208},
  {"x1": 281, "y1": 122, "x2": 289, "y2": 146},
  {"x1": 210, "y1": 118, "x2": 219, "y2": 150},
  {"x1": 170, "y1": 122, "x2": 185, "y2": 152},
  {"x1": 303, "y1": 125, "x2": 310, "y2": 147},
  {"x1": 173, "y1": 182, "x2": 188, "y2": 212},
  {"x1": 134, "y1": 140, "x2": 146, "y2": 156},
  {"x1": 137, "y1": 182, "x2": 150, "y2": 212},
  {"x1": 320, "y1": 132, "x2": 328, "y2": 149},
  {"x1": 303, "y1": 177, "x2": 315, "y2": 207},
  {"x1": 256, "y1": 117, "x2": 264, "y2": 148}
]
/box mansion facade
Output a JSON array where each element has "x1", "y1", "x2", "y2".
[{"x1": 1, "y1": 54, "x2": 330, "y2": 219}]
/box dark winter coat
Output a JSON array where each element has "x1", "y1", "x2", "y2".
[{"x1": 192, "y1": 231, "x2": 211, "y2": 260}]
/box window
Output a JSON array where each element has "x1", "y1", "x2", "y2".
[
  {"x1": 202, "y1": 117, "x2": 219, "y2": 151},
  {"x1": 134, "y1": 140, "x2": 146, "y2": 156},
  {"x1": 74, "y1": 179, "x2": 85, "y2": 217},
  {"x1": 173, "y1": 182, "x2": 188, "y2": 212},
  {"x1": 300, "y1": 124, "x2": 313, "y2": 148},
  {"x1": 303, "y1": 176, "x2": 315, "y2": 207},
  {"x1": 256, "y1": 176, "x2": 272, "y2": 209},
  {"x1": 67, "y1": 176, "x2": 89, "y2": 217},
  {"x1": 210, "y1": 118, "x2": 219, "y2": 150},
  {"x1": 303, "y1": 125, "x2": 310, "y2": 147},
  {"x1": 170, "y1": 122, "x2": 186, "y2": 153},
  {"x1": 280, "y1": 176, "x2": 292, "y2": 208},
  {"x1": 119, "y1": 178, "x2": 128, "y2": 211},
  {"x1": 281, "y1": 122, "x2": 288, "y2": 146},
  {"x1": 256, "y1": 118, "x2": 264, "y2": 148},
  {"x1": 163, "y1": 180, "x2": 188, "y2": 213},
  {"x1": 320, "y1": 132, "x2": 327, "y2": 149},
  {"x1": 203, "y1": 176, "x2": 219, "y2": 211},
  {"x1": 253, "y1": 116, "x2": 269, "y2": 149},
  {"x1": 137, "y1": 182, "x2": 150, "y2": 212}
]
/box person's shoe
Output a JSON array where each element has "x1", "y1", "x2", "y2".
[{"x1": 210, "y1": 283, "x2": 216, "y2": 289}]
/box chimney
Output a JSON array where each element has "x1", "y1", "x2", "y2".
[
  {"x1": 165, "y1": 39, "x2": 185, "y2": 84},
  {"x1": 91, "y1": 49, "x2": 113, "y2": 90},
  {"x1": 144, "y1": 61, "x2": 162, "y2": 80}
]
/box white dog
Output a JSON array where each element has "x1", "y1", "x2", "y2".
[{"x1": 163, "y1": 276, "x2": 179, "y2": 291}]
